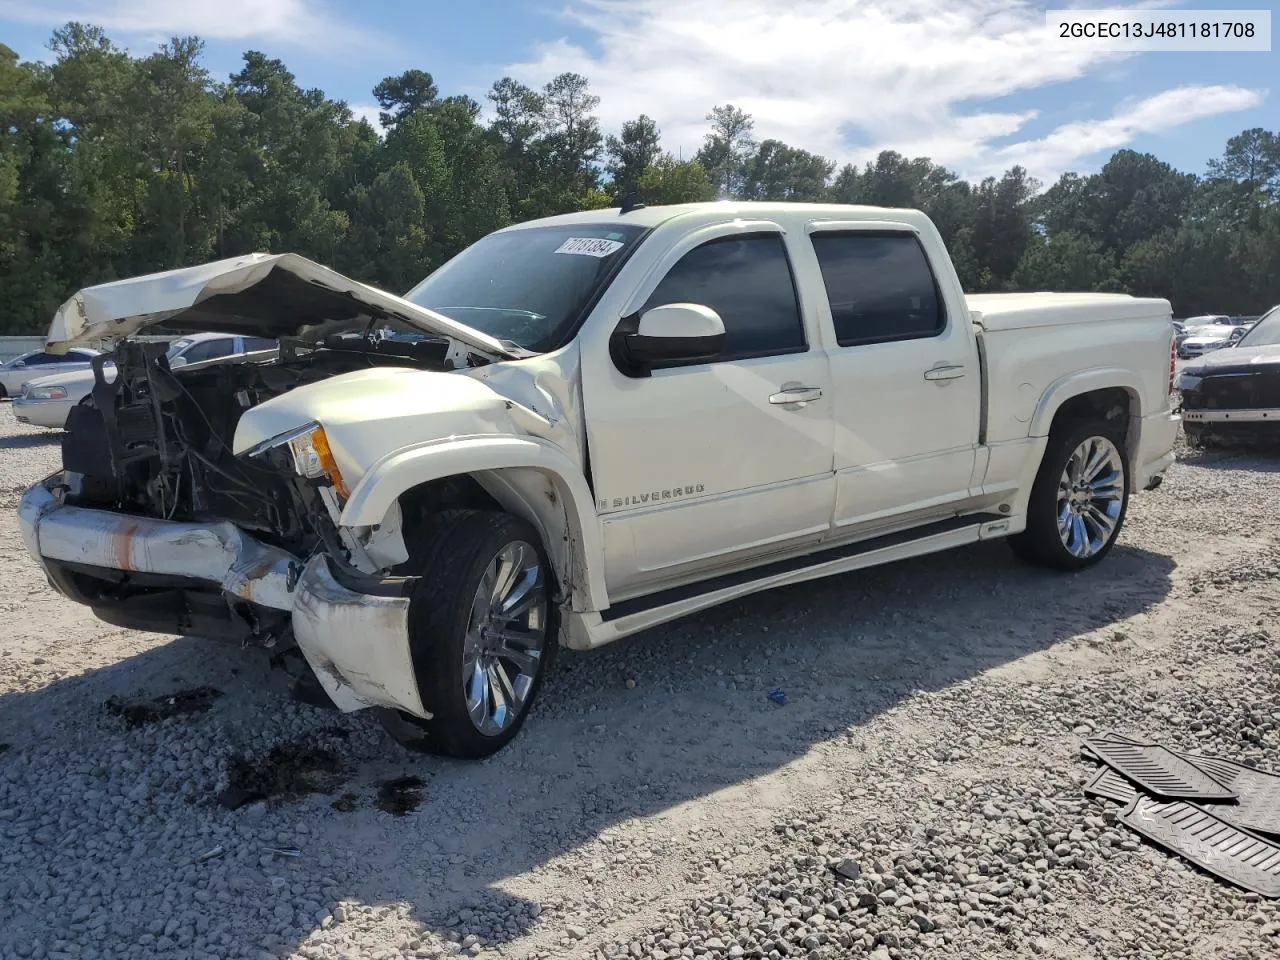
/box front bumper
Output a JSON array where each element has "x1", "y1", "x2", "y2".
[
  {"x1": 18, "y1": 474, "x2": 426, "y2": 718},
  {"x1": 12, "y1": 395, "x2": 74, "y2": 428}
]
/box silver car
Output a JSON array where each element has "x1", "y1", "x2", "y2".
[
  {"x1": 12, "y1": 334, "x2": 276, "y2": 429},
  {"x1": 0, "y1": 348, "x2": 102, "y2": 398}
]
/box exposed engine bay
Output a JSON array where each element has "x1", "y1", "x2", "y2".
[{"x1": 59, "y1": 327, "x2": 473, "y2": 559}]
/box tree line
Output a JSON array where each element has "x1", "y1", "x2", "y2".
[{"x1": 1, "y1": 25, "x2": 1278, "y2": 334}]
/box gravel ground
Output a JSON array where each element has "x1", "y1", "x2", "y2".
[{"x1": 2, "y1": 401, "x2": 1279, "y2": 960}]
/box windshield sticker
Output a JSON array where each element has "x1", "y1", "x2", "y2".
[{"x1": 554, "y1": 237, "x2": 625, "y2": 258}]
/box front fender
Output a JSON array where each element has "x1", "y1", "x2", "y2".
[
  {"x1": 1028, "y1": 367, "x2": 1144, "y2": 437},
  {"x1": 339, "y1": 435, "x2": 608, "y2": 613}
]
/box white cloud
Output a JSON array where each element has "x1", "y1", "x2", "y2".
[
  {"x1": 505, "y1": 0, "x2": 1265, "y2": 182},
  {"x1": 347, "y1": 101, "x2": 387, "y2": 132},
  {"x1": 984, "y1": 85, "x2": 1264, "y2": 180},
  {"x1": 0, "y1": 0, "x2": 384, "y2": 53}
]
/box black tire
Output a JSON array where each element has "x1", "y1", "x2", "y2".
[
  {"x1": 375, "y1": 509, "x2": 558, "y2": 758},
  {"x1": 1008, "y1": 419, "x2": 1130, "y2": 571}
]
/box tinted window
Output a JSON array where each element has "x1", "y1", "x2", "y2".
[
  {"x1": 179, "y1": 338, "x2": 237, "y2": 364},
  {"x1": 405, "y1": 224, "x2": 648, "y2": 351},
  {"x1": 643, "y1": 234, "x2": 805, "y2": 360},
  {"x1": 243, "y1": 337, "x2": 277, "y2": 352},
  {"x1": 811, "y1": 233, "x2": 944, "y2": 346},
  {"x1": 24, "y1": 352, "x2": 66, "y2": 366},
  {"x1": 68, "y1": 349, "x2": 98, "y2": 360}
]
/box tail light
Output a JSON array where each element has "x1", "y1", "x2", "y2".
[{"x1": 1168, "y1": 336, "x2": 1176, "y2": 395}]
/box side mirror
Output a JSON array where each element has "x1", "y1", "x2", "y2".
[
  {"x1": 611, "y1": 303, "x2": 726, "y2": 377},
  {"x1": 168, "y1": 356, "x2": 189, "y2": 368},
  {"x1": 12, "y1": 360, "x2": 26, "y2": 369}
]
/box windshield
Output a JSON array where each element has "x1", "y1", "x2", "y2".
[
  {"x1": 1238, "y1": 306, "x2": 1280, "y2": 347},
  {"x1": 403, "y1": 223, "x2": 649, "y2": 351}
]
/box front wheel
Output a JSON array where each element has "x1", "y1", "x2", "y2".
[
  {"x1": 1009, "y1": 421, "x2": 1130, "y2": 571},
  {"x1": 376, "y1": 510, "x2": 558, "y2": 757}
]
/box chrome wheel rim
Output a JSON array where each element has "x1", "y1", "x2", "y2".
[
  {"x1": 461, "y1": 540, "x2": 547, "y2": 736},
  {"x1": 1057, "y1": 436, "x2": 1125, "y2": 558}
]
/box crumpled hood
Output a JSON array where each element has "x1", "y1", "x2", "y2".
[
  {"x1": 232, "y1": 366, "x2": 521, "y2": 487},
  {"x1": 45, "y1": 253, "x2": 517, "y2": 360}
]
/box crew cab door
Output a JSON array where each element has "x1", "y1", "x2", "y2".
[
  {"x1": 579, "y1": 221, "x2": 835, "y2": 597},
  {"x1": 801, "y1": 222, "x2": 982, "y2": 531}
]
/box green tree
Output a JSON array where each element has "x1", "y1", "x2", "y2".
[
  {"x1": 742, "y1": 139, "x2": 833, "y2": 200},
  {"x1": 1012, "y1": 231, "x2": 1117, "y2": 292},
  {"x1": 373, "y1": 69, "x2": 439, "y2": 130},
  {"x1": 696, "y1": 104, "x2": 755, "y2": 198},
  {"x1": 605, "y1": 114, "x2": 661, "y2": 202},
  {"x1": 636, "y1": 155, "x2": 717, "y2": 205}
]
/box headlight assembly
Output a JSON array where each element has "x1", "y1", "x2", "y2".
[
  {"x1": 1173, "y1": 372, "x2": 1202, "y2": 392},
  {"x1": 26, "y1": 385, "x2": 69, "y2": 400},
  {"x1": 246, "y1": 421, "x2": 351, "y2": 498}
]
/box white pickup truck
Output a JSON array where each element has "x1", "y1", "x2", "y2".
[{"x1": 18, "y1": 202, "x2": 1179, "y2": 757}]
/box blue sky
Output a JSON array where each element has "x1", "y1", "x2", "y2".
[{"x1": 0, "y1": 0, "x2": 1273, "y2": 185}]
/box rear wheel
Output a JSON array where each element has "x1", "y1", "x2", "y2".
[
  {"x1": 375, "y1": 510, "x2": 557, "y2": 757},
  {"x1": 1009, "y1": 420, "x2": 1129, "y2": 571}
]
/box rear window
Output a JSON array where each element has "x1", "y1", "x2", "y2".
[{"x1": 811, "y1": 232, "x2": 945, "y2": 346}]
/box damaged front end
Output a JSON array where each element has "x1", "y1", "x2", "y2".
[{"x1": 18, "y1": 254, "x2": 532, "y2": 719}]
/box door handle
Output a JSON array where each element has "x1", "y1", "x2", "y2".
[
  {"x1": 923, "y1": 363, "x2": 966, "y2": 381},
  {"x1": 769, "y1": 386, "x2": 823, "y2": 405}
]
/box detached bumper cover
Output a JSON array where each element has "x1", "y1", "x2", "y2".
[
  {"x1": 17, "y1": 474, "x2": 425, "y2": 718},
  {"x1": 18, "y1": 477, "x2": 297, "y2": 609}
]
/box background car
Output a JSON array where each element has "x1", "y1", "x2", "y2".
[
  {"x1": 1178, "y1": 303, "x2": 1280, "y2": 446},
  {"x1": 0, "y1": 347, "x2": 102, "y2": 398},
  {"x1": 12, "y1": 334, "x2": 277, "y2": 429}
]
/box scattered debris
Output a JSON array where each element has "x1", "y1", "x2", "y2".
[
  {"x1": 194, "y1": 845, "x2": 226, "y2": 863},
  {"x1": 105, "y1": 687, "x2": 222, "y2": 727},
  {"x1": 330, "y1": 792, "x2": 359, "y2": 812},
  {"x1": 767, "y1": 688, "x2": 787, "y2": 706},
  {"x1": 374, "y1": 776, "x2": 425, "y2": 816},
  {"x1": 263, "y1": 846, "x2": 302, "y2": 857},
  {"x1": 218, "y1": 742, "x2": 344, "y2": 810},
  {"x1": 1085, "y1": 737, "x2": 1236, "y2": 800},
  {"x1": 1082, "y1": 731, "x2": 1280, "y2": 897},
  {"x1": 1122, "y1": 796, "x2": 1280, "y2": 897}
]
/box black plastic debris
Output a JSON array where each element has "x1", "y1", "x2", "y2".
[
  {"x1": 1085, "y1": 737, "x2": 1236, "y2": 801},
  {"x1": 1082, "y1": 730, "x2": 1280, "y2": 897},
  {"x1": 1121, "y1": 796, "x2": 1280, "y2": 898},
  {"x1": 105, "y1": 687, "x2": 222, "y2": 728},
  {"x1": 375, "y1": 776, "x2": 425, "y2": 816},
  {"x1": 1084, "y1": 765, "x2": 1139, "y2": 806}
]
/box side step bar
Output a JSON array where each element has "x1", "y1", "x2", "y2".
[{"x1": 572, "y1": 512, "x2": 1006, "y2": 649}]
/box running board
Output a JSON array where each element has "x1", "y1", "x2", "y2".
[{"x1": 571, "y1": 513, "x2": 1006, "y2": 649}]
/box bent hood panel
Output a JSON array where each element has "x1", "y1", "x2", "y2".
[
  {"x1": 45, "y1": 253, "x2": 513, "y2": 359},
  {"x1": 232, "y1": 366, "x2": 517, "y2": 483}
]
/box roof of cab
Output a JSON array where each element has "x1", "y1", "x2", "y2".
[{"x1": 498, "y1": 201, "x2": 936, "y2": 233}]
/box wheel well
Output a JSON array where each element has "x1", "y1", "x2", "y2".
[
  {"x1": 396, "y1": 476, "x2": 503, "y2": 546},
  {"x1": 391, "y1": 470, "x2": 585, "y2": 616},
  {"x1": 1048, "y1": 386, "x2": 1139, "y2": 462}
]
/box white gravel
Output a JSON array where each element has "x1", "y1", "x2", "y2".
[{"x1": 2, "y1": 401, "x2": 1279, "y2": 960}]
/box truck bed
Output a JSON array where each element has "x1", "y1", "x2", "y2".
[{"x1": 967, "y1": 292, "x2": 1171, "y2": 332}]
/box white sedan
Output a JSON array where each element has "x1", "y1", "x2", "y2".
[
  {"x1": 12, "y1": 334, "x2": 276, "y2": 429},
  {"x1": 0, "y1": 347, "x2": 103, "y2": 398}
]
